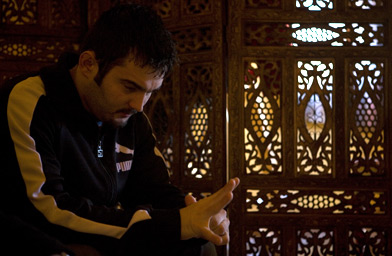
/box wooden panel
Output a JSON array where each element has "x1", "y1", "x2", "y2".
[
  {"x1": 142, "y1": 0, "x2": 227, "y2": 200},
  {"x1": 227, "y1": 0, "x2": 392, "y2": 255},
  {"x1": 0, "y1": 0, "x2": 88, "y2": 84}
]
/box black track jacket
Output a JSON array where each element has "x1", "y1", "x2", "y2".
[{"x1": 0, "y1": 53, "x2": 187, "y2": 253}]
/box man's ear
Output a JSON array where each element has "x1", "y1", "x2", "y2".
[{"x1": 78, "y1": 50, "x2": 98, "y2": 78}]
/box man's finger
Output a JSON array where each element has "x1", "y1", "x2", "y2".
[
  {"x1": 200, "y1": 227, "x2": 228, "y2": 246},
  {"x1": 221, "y1": 231, "x2": 230, "y2": 245},
  {"x1": 203, "y1": 178, "x2": 240, "y2": 214},
  {"x1": 184, "y1": 194, "x2": 197, "y2": 206},
  {"x1": 212, "y1": 218, "x2": 230, "y2": 236},
  {"x1": 210, "y1": 209, "x2": 227, "y2": 229},
  {"x1": 212, "y1": 178, "x2": 240, "y2": 202}
]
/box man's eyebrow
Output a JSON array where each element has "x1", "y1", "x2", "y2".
[{"x1": 120, "y1": 79, "x2": 162, "y2": 93}]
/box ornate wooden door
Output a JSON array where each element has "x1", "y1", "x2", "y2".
[{"x1": 227, "y1": 0, "x2": 392, "y2": 255}]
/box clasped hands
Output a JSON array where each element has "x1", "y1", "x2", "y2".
[{"x1": 179, "y1": 178, "x2": 240, "y2": 245}]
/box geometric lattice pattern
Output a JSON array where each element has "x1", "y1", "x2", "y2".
[
  {"x1": 145, "y1": 74, "x2": 175, "y2": 174},
  {"x1": 244, "y1": 60, "x2": 282, "y2": 175},
  {"x1": 348, "y1": 228, "x2": 387, "y2": 256},
  {"x1": 0, "y1": 42, "x2": 37, "y2": 57},
  {"x1": 0, "y1": 0, "x2": 82, "y2": 66},
  {"x1": 1, "y1": 0, "x2": 38, "y2": 25},
  {"x1": 230, "y1": 0, "x2": 391, "y2": 255},
  {"x1": 246, "y1": 189, "x2": 386, "y2": 214},
  {"x1": 297, "y1": 229, "x2": 334, "y2": 256},
  {"x1": 246, "y1": 0, "x2": 386, "y2": 10},
  {"x1": 0, "y1": 38, "x2": 79, "y2": 62},
  {"x1": 246, "y1": 228, "x2": 282, "y2": 256},
  {"x1": 1, "y1": 0, "x2": 82, "y2": 26},
  {"x1": 184, "y1": 65, "x2": 213, "y2": 179},
  {"x1": 296, "y1": 60, "x2": 333, "y2": 176},
  {"x1": 348, "y1": 0, "x2": 385, "y2": 9},
  {"x1": 182, "y1": 0, "x2": 212, "y2": 15},
  {"x1": 296, "y1": 0, "x2": 334, "y2": 11},
  {"x1": 51, "y1": 1, "x2": 83, "y2": 27},
  {"x1": 234, "y1": 0, "x2": 391, "y2": 253},
  {"x1": 348, "y1": 60, "x2": 385, "y2": 176},
  {"x1": 245, "y1": 22, "x2": 384, "y2": 47},
  {"x1": 172, "y1": 27, "x2": 212, "y2": 53},
  {"x1": 246, "y1": 226, "x2": 388, "y2": 256}
]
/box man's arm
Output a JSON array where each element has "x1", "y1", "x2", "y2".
[{"x1": 125, "y1": 113, "x2": 240, "y2": 244}]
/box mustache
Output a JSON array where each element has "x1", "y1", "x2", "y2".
[{"x1": 116, "y1": 109, "x2": 138, "y2": 115}]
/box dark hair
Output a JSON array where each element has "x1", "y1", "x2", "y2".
[{"x1": 80, "y1": 4, "x2": 177, "y2": 82}]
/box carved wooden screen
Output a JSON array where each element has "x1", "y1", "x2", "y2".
[
  {"x1": 139, "y1": 0, "x2": 227, "y2": 206},
  {"x1": 4, "y1": 1, "x2": 391, "y2": 256},
  {"x1": 227, "y1": 0, "x2": 392, "y2": 255},
  {"x1": 0, "y1": 0, "x2": 86, "y2": 84}
]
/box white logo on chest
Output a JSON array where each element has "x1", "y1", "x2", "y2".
[{"x1": 115, "y1": 143, "x2": 134, "y2": 172}]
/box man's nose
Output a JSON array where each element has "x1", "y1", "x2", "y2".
[{"x1": 129, "y1": 92, "x2": 148, "y2": 112}]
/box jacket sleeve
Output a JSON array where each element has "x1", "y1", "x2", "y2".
[
  {"x1": 118, "y1": 113, "x2": 209, "y2": 251},
  {"x1": 118, "y1": 112, "x2": 187, "y2": 244},
  {"x1": 120, "y1": 112, "x2": 186, "y2": 208}
]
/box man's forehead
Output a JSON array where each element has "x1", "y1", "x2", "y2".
[{"x1": 123, "y1": 51, "x2": 167, "y2": 78}]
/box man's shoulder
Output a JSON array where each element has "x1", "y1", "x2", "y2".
[
  {"x1": 8, "y1": 76, "x2": 46, "y2": 100},
  {"x1": 0, "y1": 72, "x2": 40, "y2": 97}
]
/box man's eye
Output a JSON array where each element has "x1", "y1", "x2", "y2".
[{"x1": 124, "y1": 85, "x2": 137, "y2": 92}]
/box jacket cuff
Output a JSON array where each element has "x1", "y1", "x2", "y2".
[{"x1": 120, "y1": 208, "x2": 180, "y2": 253}]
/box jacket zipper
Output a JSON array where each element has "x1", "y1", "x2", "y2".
[
  {"x1": 97, "y1": 121, "x2": 104, "y2": 158},
  {"x1": 99, "y1": 157, "x2": 117, "y2": 205},
  {"x1": 96, "y1": 122, "x2": 117, "y2": 204},
  {"x1": 97, "y1": 139, "x2": 104, "y2": 158}
]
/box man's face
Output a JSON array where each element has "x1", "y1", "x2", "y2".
[{"x1": 82, "y1": 57, "x2": 163, "y2": 128}]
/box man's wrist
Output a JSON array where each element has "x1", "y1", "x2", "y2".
[{"x1": 180, "y1": 207, "x2": 198, "y2": 240}]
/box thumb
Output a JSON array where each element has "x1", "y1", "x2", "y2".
[
  {"x1": 205, "y1": 178, "x2": 240, "y2": 213},
  {"x1": 185, "y1": 194, "x2": 197, "y2": 206}
]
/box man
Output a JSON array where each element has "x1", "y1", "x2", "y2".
[{"x1": 0, "y1": 3, "x2": 239, "y2": 256}]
